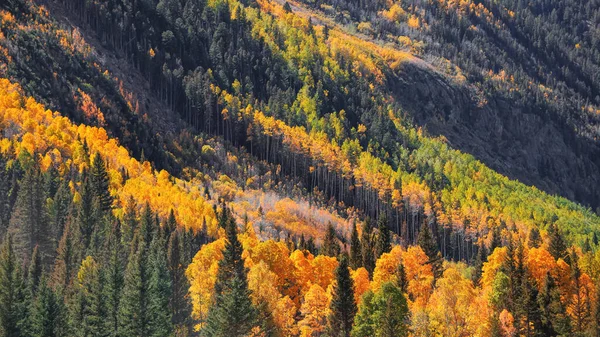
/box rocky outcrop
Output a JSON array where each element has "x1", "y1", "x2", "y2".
[{"x1": 391, "y1": 60, "x2": 600, "y2": 211}]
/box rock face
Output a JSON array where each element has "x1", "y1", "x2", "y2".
[{"x1": 392, "y1": 61, "x2": 600, "y2": 211}]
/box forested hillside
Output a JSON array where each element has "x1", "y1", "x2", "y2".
[{"x1": 1, "y1": 0, "x2": 600, "y2": 335}]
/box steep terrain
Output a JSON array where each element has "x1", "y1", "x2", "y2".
[
  {"x1": 291, "y1": 0, "x2": 600, "y2": 210},
  {"x1": 2, "y1": 0, "x2": 600, "y2": 336}
]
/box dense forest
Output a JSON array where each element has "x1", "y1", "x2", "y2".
[{"x1": 1, "y1": 0, "x2": 600, "y2": 335}]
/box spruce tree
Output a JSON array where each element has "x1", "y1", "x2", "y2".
[
  {"x1": 538, "y1": 272, "x2": 571, "y2": 336},
  {"x1": 396, "y1": 263, "x2": 408, "y2": 293},
  {"x1": 349, "y1": 221, "x2": 362, "y2": 269},
  {"x1": 121, "y1": 196, "x2": 137, "y2": 247},
  {"x1": 118, "y1": 236, "x2": 149, "y2": 337},
  {"x1": 0, "y1": 235, "x2": 26, "y2": 337},
  {"x1": 8, "y1": 160, "x2": 48, "y2": 263},
  {"x1": 0, "y1": 153, "x2": 10, "y2": 237},
  {"x1": 30, "y1": 276, "x2": 65, "y2": 337},
  {"x1": 69, "y1": 256, "x2": 106, "y2": 337},
  {"x1": 361, "y1": 218, "x2": 375, "y2": 274},
  {"x1": 103, "y1": 221, "x2": 124, "y2": 336},
  {"x1": 548, "y1": 224, "x2": 569, "y2": 263},
  {"x1": 375, "y1": 216, "x2": 391, "y2": 259},
  {"x1": 167, "y1": 230, "x2": 192, "y2": 333},
  {"x1": 147, "y1": 235, "x2": 173, "y2": 337},
  {"x1": 322, "y1": 222, "x2": 340, "y2": 257},
  {"x1": 47, "y1": 179, "x2": 72, "y2": 247},
  {"x1": 351, "y1": 283, "x2": 409, "y2": 337},
  {"x1": 51, "y1": 221, "x2": 82, "y2": 292},
  {"x1": 89, "y1": 152, "x2": 112, "y2": 212},
  {"x1": 203, "y1": 209, "x2": 257, "y2": 337},
  {"x1": 327, "y1": 256, "x2": 356, "y2": 337},
  {"x1": 76, "y1": 172, "x2": 100, "y2": 251},
  {"x1": 139, "y1": 202, "x2": 155, "y2": 250},
  {"x1": 528, "y1": 227, "x2": 541, "y2": 248},
  {"x1": 27, "y1": 245, "x2": 43, "y2": 296},
  {"x1": 417, "y1": 220, "x2": 442, "y2": 279}
]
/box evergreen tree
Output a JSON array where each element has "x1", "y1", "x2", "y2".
[
  {"x1": 351, "y1": 283, "x2": 409, "y2": 337},
  {"x1": 517, "y1": 272, "x2": 541, "y2": 336},
  {"x1": 42, "y1": 166, "x2": 59, "y2": 202},
  {"x1": 139, "y1": 203, "x2": 155, "y2": 250},
  {"x1": 361, "y1": 219, "x2": 375, "y2": 274},
  {"x1": 167, "y1": 230, "x2": 192, "y2": 333},
  {"x1": 417, "y1": 220, "x2": 442, "y2": 279},
  {"x1": 327, "y1": 256, "x2": 356, "y2": 337},
  {"x1": 548, "y1": 224, "x2": 569, "y2": 263},
  {"x1": 51, "y1": 222, "x2": 82, "y2": 292},
  {"x1": 395, "y1": 263, "x2": 407, "y2": 293},
  {"x1": 0, "y1": 154, "x2": 11, "y2": 237},
  {"x1": 76, "y1": 172, "x2": 100, "y2": 251},
  {"x1": 8, "y1": 159, "x2": 48, "y2": 263},
  {"x1": 202, "y1": 208, "x2": 257, "y2": 337},
  {"x1": 69, "y1": 256, "x2": 106, "y2": 337},
  {"x1": 27, "y1": 245, "x2": 43, "y2": 296},
  {"x1": 89, "y1": 152, "x2": 112, "y2": 212},
  {"x1": 30, "y1": 276, "x2": 65, "y2": 337},
  {"x1": 349, "y1": 221, "x2": 362, "y2": 269},
  {"x1": 47, "y1": 179, "x2": 72, "y2": 247},
  {"x1": 472, "y1": 244, "x2": 486, "y2": 286},
  {"x1": 375, "y1": 216, "x2": 391, "y2": 259},
  {"x1": 528, "y1": 227, "x2": 541, "y2": 248},
  {"x1": 538, "y1": 272, "x2": 571, "y2": 336},
  {"x1": 0, "y1": 235, "x2": 26, "y2": 337},
  {"x1": 117, "y1": 236, "x2": 149, "y2": 337},
  {"x1": 489, "y1": 227, "x2": 502, "y2": 253},
  {"x1": 121, "y1": 197, "x2": 137, "y2": 247},
  {"x1": 103, "y1": 221, "x2": 124, "y2": 336},
  {"x1": 322, "y1": 222, "x2": 340, "y2": 257},
  {"x1": 147, "y1": 235, "x2": 173, "y2": 337}
]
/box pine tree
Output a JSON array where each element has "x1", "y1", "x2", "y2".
[
  {"x1": 51, "y1": 221, "x2": 82, "y2": 292},
  {"x1": 417, "y1": 220, "x2": 442, "y2": 279},
  {"x1": 70, "y1": 256, "x2": 106, "y2": 337},
  {"x1": 139, "y1": 202, "x2": 155, "y2": 250},
  {"x1": 472, "y1": 244, "x2": 486, "y2": 286},
  {"x1": 203, "y1": 209, "x2": 257, "y2": 337},
  {"x1": 8, "y1": 160, "x2": 48, "y2": 263},
  {"x1": 375, "y1": 216, "x2": 391, "y2": 259},
  {"x1": 322, "y1": 222, "x2": 340, "y2": 257},
  {"x1": 395, "y1": 263, "x2": 408, "y2": 293},
  {"x1": 167, "y1": 230, "x2": 192, "y2": 333},
  {"x1": 118, "y1": 236, "x2": 149, "y2": 337},
  {"x1": 351, "y1": 283, "x2": 409, "y2": 337},
  {"x1": 20, "y1": 245, "x2": 43, "y2": 336},
  {"x1": 30, "y1": 276, "x2": 65, "y2": 337},
  {"x1": 121, "y1": 196, "x2": 137, "y2": 247},
  {"x1": 528, "y1": 228, "x2": 541, "y2": 248},
  {"x1": 27, "y1": 245, "x2": 43, "y2": 296},
  {"x1": 89, "y1": 152, "x2": 112, "y2": 212},
  {"x1": 349, "y1": 221, "x2": 362, "y2": 269},
  {"x1": 47, "y1": 179, "x2": 72, "y2": 247},
  {"x1": 548, "y1": 224, "x2": 569, "y2": 263},
  {"x1": 0, "y1": 153, "x2": 10, "y2": 237},
  {"x1": 327, "y1": 256, "x2": 356, "y2": 337},
  {"x1": 538, "y1": 272, "x2": 571, "y2": 336},
  {"x1": 517, "y1": 272, "x2": 541, "y2": 336},
  {"x1": 76, "y1": 172, "x2": 100, "y2": 251},
  {"x1": 103, "y1": 221, "x2": 124, "y2": 336},
  {"x1": 361, "y1": 219, "x2": 375, "y2": 274},
  {"x1": 147, "y1": 235, "x2": 173, "y2": 337},
  {"x1": 489, "y1": 227, "x2": 502, "y2": 253},
  {"x1": 0, "y1": 235, "x2": 26, "y2": 337}
]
